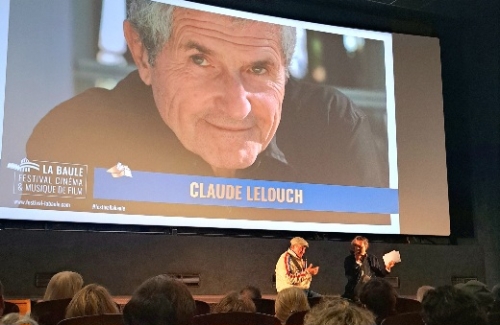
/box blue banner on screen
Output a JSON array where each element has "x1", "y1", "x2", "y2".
[{"x1": 93, "y1": 168, "x2": 399, "y2": 214}]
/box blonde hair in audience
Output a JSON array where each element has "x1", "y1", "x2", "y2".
[
  {"x1": 65, "y1": 284, "x2": 119, "y2": 318},
  {"x1": 275, "y1": 287, "x2": 310, "y2": 324},
  {"x1": 43, "y1": 271, "x2": 84, "y2": 301},
  {"x1": 304, "y1": 297, "x2": 375, "y2": 325},
  {"x1": 1, "y1": 313, "x2": 39, "y2": 325},
  {"x1": 213, "y1": 291, "x2": 256, "y2": 313}
]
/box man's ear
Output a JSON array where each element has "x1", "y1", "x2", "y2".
[{"x1": 123, "y1": 20, "x2": 152, "y2": 85}]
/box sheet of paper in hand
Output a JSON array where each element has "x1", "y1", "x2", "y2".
[{"x1": 383, "y1": 250, "x2": 401, "y2": 265}]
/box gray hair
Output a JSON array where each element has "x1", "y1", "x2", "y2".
[
  {"x1": 1, "y1": 314, "x2": 39, "y2": 325},
  {"x1": 304, "y1": 297, "x2": 375, "y2": 325},
  {"x1": 275, "y1": 287, "x2": 310, "y2": 324},
  {"x1": 127, "y1": 0, "x2": 296, "y2": 67}
]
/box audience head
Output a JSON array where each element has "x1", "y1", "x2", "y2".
[
  {"x1": 239, "y1": 285, "x2": 262, "y2": 300},
  {"x1": 358, "y1": 278, "x2": 397, "y2": 324},
  {"x1": 123, "y1": 274, "x2": 195, "y2": 325},
  {"x1": 421, "y1": 285, "x2": 487, "y2": 325},
  {"x1": 304, "y1": 297, "x2": 375, "y2": 325},
  {"x1": 454, "y1": 280, "x2": 493, "y2": 311},
  {"x1": 1, "y1": 313, "x2": 39, "y2": 325},
  {"x1": 275, "y1": 287, "x2": 310, "y2": 324},
  {"x1": 65, "y1": 283, "x2": 119, "y2": 318},
  {"x1": 43, "y1": 271, "x2": 84, "y2": 301},
  {"x1": 213, "y1": 291, "x2": 256, "y2": 313},
  {"x1": 416, "y1": 285, "x2": 435, "y2": 302}
]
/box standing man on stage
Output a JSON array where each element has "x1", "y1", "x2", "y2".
[
  {"x1": 342, "y1": 236, "x2": 396, "y2": 300},
  {"x1": 275, "y1": 237, "x2": 320, "y2": 298}
]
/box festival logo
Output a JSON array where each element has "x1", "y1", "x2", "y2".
[{"x1": 8, "y1": 158, "x2": 87, "y2": 199}]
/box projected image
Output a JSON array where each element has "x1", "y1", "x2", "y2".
[{"x1": 0, "y1": 0, "x2": 399, "y2": 233}]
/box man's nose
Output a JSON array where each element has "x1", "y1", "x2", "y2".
[{"x1": 217, "y1": 72, "x2": 251, "y2": 120}]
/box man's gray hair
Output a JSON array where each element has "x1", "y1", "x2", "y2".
[{"x1": 127, "y1": 0, "x2": 296, "y2": 67}]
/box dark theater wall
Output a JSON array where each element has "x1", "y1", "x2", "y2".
[
  {"x1": 0, "y1": 229, "x2": 486, "y2": 298},
  {"x1": 438, "y1": 0, "x2": 500, "y2": 286}
]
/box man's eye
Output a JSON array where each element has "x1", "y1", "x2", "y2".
[
  {"x1": 250, "y1": 66, "x2": 267, "y2": 75},
  {"x1": 191, "y1": 55, "x2": 209, "y2": 66}
]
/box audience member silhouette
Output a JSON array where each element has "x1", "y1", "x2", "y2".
[
  {"x1": 304, "y1": 297, "x2": 375, "y2": 325},
  {"x1": 239, "y1": 285, "x2": 262, "y2": 300},
  {"x1": 454, "y1": 280, "x2": 494, "y2": 312},
  {"x1": 123, "y1": 275, "x2": 195, "y2": 325},
  {"x1": 213, "y1": 291, "x2": 256, "y2": 313},
  {"x1": 421, "y1": 285, "x2": 488, "y2": 325},
  {"x1": 358, "y1": 278, "x2": 397, "y2": 324},
  {"x1": 5, "y1": 272, "x2": 497, "y2": 325},
  {"x1": 65, "y1": 284, "x2": 119, "y2": 318},
  {"x1": 43, "y1": 271, "x2": 84, "y2": 301},
  {"x1": 275, "y1": 287, "x2": 310, "y2": 324}
]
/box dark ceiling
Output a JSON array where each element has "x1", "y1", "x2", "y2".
[
  {"x1": 200, "y1": 0, "x2": 497, "y2": 37},
  {"x1": 329, "y1": 0, "x2": 499, "y2": 21},
  {"x1": 346, "y1": 0, "x2": 466, "y2": 18},
  {"x1": 312, "y1": 0, "x2": 493, "y2": 21}
]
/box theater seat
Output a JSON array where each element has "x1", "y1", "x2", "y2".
[
  {"x1": 395, "y1": 297, "x2": 422, "y2": 314},
  {"x1": 57, "y1": 314, "x2": 124, "y2": 325},
  {"x1": 2, "y1": 301, "x2": 20, "y2": 316},
  {"x1": 252, "y1": 298, "x2": 276, "y2": 315},
  {"x1": 194, "y1": 300, "x2": 211, "y2": 315},
  {"x1": 192, "y1": 312, "x2": 281, "y2": 325},
  {"x1": 285, "y1": 310, "x2": 308, "y2": 325},
  {"x1": 31, "y1": 298, "x2": 72, "y2": 325}
]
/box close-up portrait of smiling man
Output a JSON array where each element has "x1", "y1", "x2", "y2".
[{"x1": 124, "y1": 5, "x2": 294, "y2": 177}]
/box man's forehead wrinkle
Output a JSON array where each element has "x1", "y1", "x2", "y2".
[
  {"x1": 175, "y1": 7, "x2": 274, "y2": 29},
  {"x1": 172, "y1": 10, "x2": 282, "y2": 46},
  {"x1": 176, "y1": 25, "x2": 280, "y2": 47},
  {"x1": 173, "y1": 29, "x2": 284, "y2": 63}
]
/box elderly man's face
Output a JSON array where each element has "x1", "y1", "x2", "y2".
[
  {"x1": 291, "y1": 244, "x2": 307, "y2": 258},
  {"x1": 136, "y1": 9, "x2": 287, "y2": 177}
]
